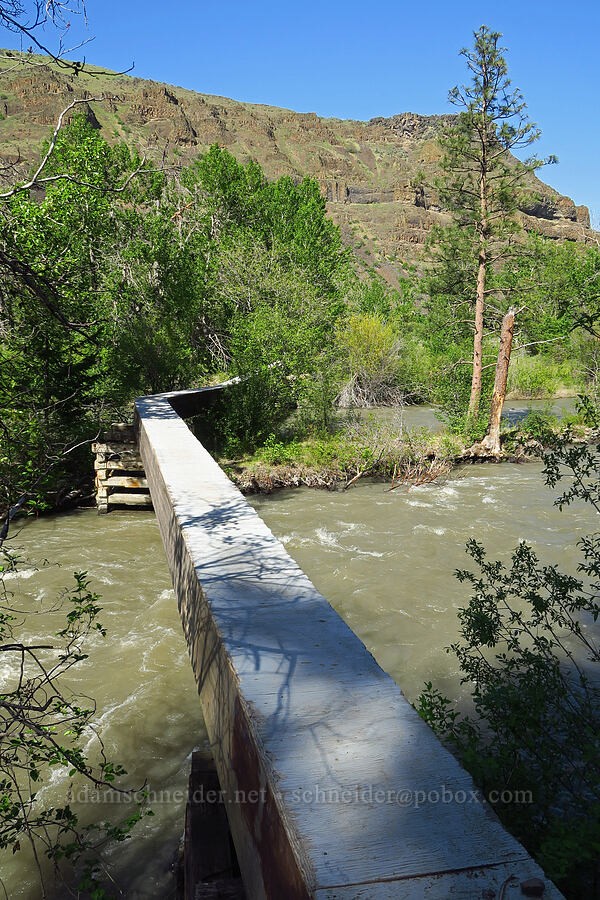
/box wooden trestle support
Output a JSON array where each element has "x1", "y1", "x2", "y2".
[{"x1": 93, "y1": 423, "x2": 152, "y2": 513}]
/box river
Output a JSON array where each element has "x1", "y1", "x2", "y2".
[
  {"x1": 2, "y1": 403, "x2": 596, "y2": 898},
  {"x1": 1, "y1": 512, "x2": 207, "y2": 899},
  {"x1": 354, "y1": 396, "x2": 576, "y2": 432}
]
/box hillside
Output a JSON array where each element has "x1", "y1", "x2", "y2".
[{"x1": 0, "y1": 52, "x2": 594, "y2": 284}]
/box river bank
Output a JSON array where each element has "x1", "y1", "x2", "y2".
[{"x1": 222, "y1": 399, "x2": 591, "y2": 495}]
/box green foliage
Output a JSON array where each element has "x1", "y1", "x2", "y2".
[
  {"x1": 390, "y1": 337, "x2": 434, "y2": 403},
  {"x1": 574, "y1": 394, "x2": 600, "y2": 429},
  {"x1": 515, "y1": 237, "x2": 600, "y2": 339},
  {"x1": 337, "y1": 313, "x2": 401, "y2": 406},
  {"x1": 0, "y1": 115, "x2": 169, "y2": 512},
  {"x1": 434, "y1": 431, "x2": 465, "y2": 459},
  {"x1": 237, "y1": 416, "x2": 455, "y2": 489},
  {"x1": 335, "y1": 306, "x2": 434, "y2": 408},
  {"x1": 0, "y1": 123, "x2": 350, "y2": 505},
  {"x1": 435, "y1": 361, "x2": 493, "y2": 442},
  {"x1": 2, "y1": 111, "x2": 597, "y2": 510},
  {"x1": 258, "y1": 434, "x2": 304, "y2": 466},
  {"x1": 341, "y1": 314, "x2": 397, "y2": 375},
  {"x1": 417, "y1": 439, "x2": 600, "y2": 897},
  {"x1": 507, "y1": 354, "x2": 579, "y2": 398},
  {"x1": 515, "y1": 409, "x2": 558, "y2": 447},
  {"x1": 352, "y1": 277, "x2": 392, "y2": 317},
  {"x1": 421, "y1": 225, "x2": 594, "y2": 425}
]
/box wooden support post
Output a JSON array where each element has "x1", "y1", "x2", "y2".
[{"x1": 185, "y1": 752, "x2": 245, "y2": 900}]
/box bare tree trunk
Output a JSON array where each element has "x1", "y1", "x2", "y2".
[
  {"x1": 468, "y1": 247, "x2": 486, "y2": 418},
  {"x1": 469, "y1": 307, "x2": 516, "y2": 457},
  {"x1": 468, "y1": 122, "x2": 488, "y2": 420}
]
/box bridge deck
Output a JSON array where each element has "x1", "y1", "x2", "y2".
[{"x1": 135, "y1": 387, "x2": 562, "y2": 900}]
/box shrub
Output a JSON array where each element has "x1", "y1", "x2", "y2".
[
  {"x1": 394, "y1": 337, "x2": 435, "y2": 402},
  {"x1": 433, "y1": 431, "x2": 465, "y2": 459},
  {"x1": 258, "y1": 434, "x2": 303, "y2": 466},
  {"x1": 337, "y1": 314, "x2": 403, "y2": 406},
  {"x1": 417, "y1": 438, "x2": 600, "y2": 898},
  {"x1": 507, "y1": 354, "x2": 578, "y2": 398}
]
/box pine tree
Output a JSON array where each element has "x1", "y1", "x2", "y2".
[{"x1": 436, "y1": 25, "x2": 555, "y2": 429}]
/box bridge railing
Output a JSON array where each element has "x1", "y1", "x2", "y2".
[{"x1": 135, "y1": 386, "x2": 562, "y2": 900}]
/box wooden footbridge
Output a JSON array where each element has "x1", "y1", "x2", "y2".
[{"x1": 133, "y1": 384, "x2": 562, "y2": 900}]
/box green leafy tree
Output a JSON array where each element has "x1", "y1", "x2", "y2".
[
  {"x1": 174, "y1": 147, "x2": 349, "y2": 450},
  {"x1": 0, "y1": 116, "x2": 162, "y2": 513},
  {"x1": 0, "y1": 126, "x2": 353, "y2": 508},
  {"x1": 0, "y1": 109, "x2": 174, "y2": 898},
  {"x1": 513, "y1": 235, "x2": 600, "y2": 343}
]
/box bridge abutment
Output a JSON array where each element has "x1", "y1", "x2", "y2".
[{"x1": 93, "y1": 423, "x2": 152, "y2": 513}]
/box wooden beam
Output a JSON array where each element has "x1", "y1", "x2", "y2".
[
  {"x1": 103, "y1": 475, "x2": 148, "y2": 488},
  {"x1": 106, "y1": 491, "x2": 152, "y2": 507},
  {"x1": 185, "y1": 752, "x2": 245, "y2": 900},
  {"x1": 104, "y1": 423, "x2": 136, "y2": 443}
]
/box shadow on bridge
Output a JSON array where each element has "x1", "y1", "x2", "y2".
[{"x1": 133, "y1": 385, "x2": 563, "y2": 900}]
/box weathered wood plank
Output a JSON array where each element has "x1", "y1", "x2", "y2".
[
  {"x1": 104, "y1": 475, "x2": 148, "y2": 488},
  {"x1": 93, "y1": 441, "x2": 142, "y2": 456},
  {"x1": 93, "y1": 425, "x2": 150, "y2": 512},
  {"x1": 94, "y1": 446, "x2": 143, "y2": 468},
  {"x1": 185, "y1": 753, "x2": 245, "y2": 900},
  {"x1": 135, "y1": 386, "x2": 563, "y2": 900},
  {"x1": 314, "y1": 862, "x2": 545, "y2": 898},
  {"x1": 95, "y1": 459, "x2": 145, "y2": 473},
  {"x1": 106, "y1": 491, "x2": 152, "y2": 507}
]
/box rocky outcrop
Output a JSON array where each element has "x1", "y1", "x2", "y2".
[
  {"x1": 367, "y1": 111, "x2": 454, "y2": 139},
  {"x1": 321, "y1": 181, "x2": 396, "y2": 204},
  {"x1": 0, "y1": 54, "x2": 595, "y2": 276},
  {"x1": 518, "y1": 190, "x2": 584, "y2": 223}
]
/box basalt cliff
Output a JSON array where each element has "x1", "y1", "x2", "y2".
[{"x1": 0, "y1": 53, "x2": 594, "y2": 284}]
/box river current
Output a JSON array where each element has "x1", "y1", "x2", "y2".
[{"x1": 2, "y1": 402, "x2": 596, "y2": 898}]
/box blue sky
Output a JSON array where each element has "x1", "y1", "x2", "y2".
[{"x1": 4, "y1": 0, "x2": 599, "y2": 223}]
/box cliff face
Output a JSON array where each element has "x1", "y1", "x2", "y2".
[{"x1": 0, "y1": 55, "x2": 593, "y2": 283}]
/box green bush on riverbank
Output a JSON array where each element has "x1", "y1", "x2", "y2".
[
  {"x1": 507, "y1": 354, "x2": 582, "y2": 399},
  {"x1": 223, "y1": 419, "x2": 460, "y2": 491},
  {"x1": 418, "y1": 436, "x2": 600, "y2": 899}
]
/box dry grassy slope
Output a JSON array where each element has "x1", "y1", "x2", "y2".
[{"x1": 0, "y1": 53, "x2": 593, "y2": 285}]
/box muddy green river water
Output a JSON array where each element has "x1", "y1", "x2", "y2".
[{"x1": 2, "y1": 403, "x2": 596, "y2": 897}]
